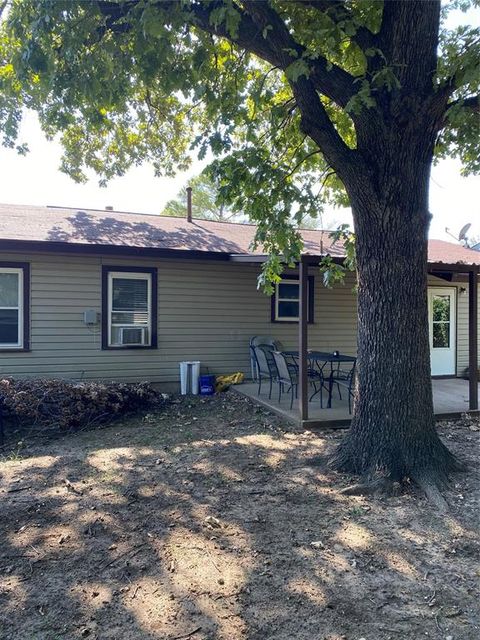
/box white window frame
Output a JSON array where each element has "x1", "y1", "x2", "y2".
[
  {"x1": 108, "y1": 271, "x2": 152, "y2": 347},
  {"x1": 275, "y1": 278, "x2": 301, "y2": 322},
  {"x1": 0, "y1": 267, "x2": 24, "y2": 349},
  {"x1": 273, "y1": 276, "x2": 315, "y2": 324}
]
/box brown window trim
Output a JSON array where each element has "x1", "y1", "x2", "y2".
[
  {"x1": 101, "y1": 265, "x2": 158, "y2": 350},
  {"x1": 271, "y1": 275, "x2": 314, "y2": 324},
  {"x1": 0, "y1": 261, "x2": 30, "y2": 352}
]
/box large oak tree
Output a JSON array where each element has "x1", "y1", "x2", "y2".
[{"x1": 1, "y1": 1, "x2": 479, "y2": 497}]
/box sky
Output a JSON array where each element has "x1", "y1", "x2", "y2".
[
  {"x1": 1, "y1": 110, "x2": 478, "y2": 243},
  {"x1": 0, "y1": 4, "x2": 478, "y2": 244}
]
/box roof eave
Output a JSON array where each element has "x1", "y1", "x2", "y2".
[
  {"x1": 0, "y1": 238, "x2": 231, "y2": 261},
  {"x1": 0, "y1": 239, "x2": 478, "y2": 271}
]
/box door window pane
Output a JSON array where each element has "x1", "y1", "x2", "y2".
[
  {"x1": 433, "y1": 322, "x2": 450, "y2": 348},
  {"x1": 433, "y1": 295, "x2": 450, "y2": 322},
  {"x1": 431, "y1": 294, "x2": 451, "y2": 349}
]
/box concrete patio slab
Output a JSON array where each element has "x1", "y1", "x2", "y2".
[{"x1": 235, "y1": 378, "x2": 479, "y2": 428}]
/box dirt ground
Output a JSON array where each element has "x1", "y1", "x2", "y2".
[{"x1": 0, "y1": 391, "x2": 479, "y2": 640}]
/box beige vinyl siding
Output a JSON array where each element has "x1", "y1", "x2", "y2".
[
  {"x1": 0, "y1": 250, "x2": 477, "y2": 384},
  {"x1": 456, "y1": 281, "x2": 480, "y2": 376},
  {"x1": 0, "y1": 251, "x2": 357, "y2": 384}
]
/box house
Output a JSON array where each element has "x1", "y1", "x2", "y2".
[{"x1": 0, "y1": 203, "x2": 478, "y2": 425}]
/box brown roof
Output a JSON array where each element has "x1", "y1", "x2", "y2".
[
  {"x1": 424, "y1": 239, "x2": 480, "y2": 265},
  {"x1": 0, "y1": 203, "x2": 479, "y2": 265}
]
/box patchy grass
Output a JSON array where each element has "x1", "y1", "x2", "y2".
[{"x1": 0, "y1": 392, "x2": 479, "y2": 640}]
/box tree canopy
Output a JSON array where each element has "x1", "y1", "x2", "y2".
[{"x1": 2, "y1": 0, "x2": 476, "y2": 285}]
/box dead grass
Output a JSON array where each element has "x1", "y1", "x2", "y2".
[{"x1": 0, "y1": 392, "x2": 479, "y2": 640}]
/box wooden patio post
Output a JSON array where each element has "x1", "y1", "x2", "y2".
[
  {"x1": 299, "y1": 256, "x2": 308, "y2": 422},
  {"x1": 468, "y1": 266, "x2": 478, "y2": 411}
]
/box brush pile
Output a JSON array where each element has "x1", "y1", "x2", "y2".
[{"x1": 0, "y1": 378, "x2": 165, "y2": 431}]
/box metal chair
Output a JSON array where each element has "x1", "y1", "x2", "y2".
[
  {"x1": 252, "y1": 345, "x2": 278, "y2": 399},
  {"x1": 272, "y1": 351, "x2": 298, "y2": 409},
  {"x1": 249, "y1": 336, "x2": 284, "y2": 380},
  {"x1": 330, "y1": 359, "x2": 357, "y2": 413}
]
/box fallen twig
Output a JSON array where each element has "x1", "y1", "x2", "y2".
[
  {"x1": 171, "y1": 627, "x2": 202, "y2": 640},
  {"x1": 205, "y1": 549, "x2": 222, "y2": 574},
  {"x1": 214, "y1": 590, "x2": 242, "y2": 601},
  {"x1": 102, "y1": 543, "x2": 148, "y2": 571},
  {"x1": 131, "y1": 585, "x2": 141, "y2": 599},
  {"x1": 7, "y1": 485, "x2": 32, "y2": 493}
]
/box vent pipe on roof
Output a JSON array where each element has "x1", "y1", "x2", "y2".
[
  {"x1": 105, "y1": 205, "x2": 114, "y2": 211},
  {"x1": 186, "y1": 186, "x2": 193, "y2": 222}
]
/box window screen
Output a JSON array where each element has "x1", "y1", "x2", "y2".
[{"x1": 108, "y1": 273, "x2": 152, "y2": 347}]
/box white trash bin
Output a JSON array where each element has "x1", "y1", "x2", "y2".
[{"x1": 179, "y1": 361, "x2": 201, "y2": 395}]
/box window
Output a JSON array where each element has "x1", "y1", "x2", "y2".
[
  {"x1": 271, "y1": 276, "x2": 314, "y2": 323},
  {"x1": 432, "y1": 294, "x2": 451, "y2": 348},
  {"x1": 102, "y1": 267, "x2": 157, "y2": 349},
  {"x1": 0, "y1": 263, "x2": 29, "y2": 350}
]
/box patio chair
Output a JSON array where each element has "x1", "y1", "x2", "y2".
[
  {"x1": 252, "y1": 345, "x2": 278, "y2": 399},
  {"x1": 249, "y1": 336, "x2": 284, "y2": 380},
  {"x1": 273, "y1": 351, "x2": 326, "y2": 410},
  {"x1": 272, "y1": 351, "x2": 298, "y2": 409},
  {"x1": 286, "y1": 354, "x2": 327, "y2": 407},
  {"x1": 330, "y1": 359, "x2": 357, "y2": 413}
]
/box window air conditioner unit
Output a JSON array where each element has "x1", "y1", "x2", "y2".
[{"x1": 119, "y1": 326, "x2": 148, "y2": 346}]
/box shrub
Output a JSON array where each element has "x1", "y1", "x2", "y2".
[{"x1": 0, "y1": 378, "x2": 166, "y2": 431}]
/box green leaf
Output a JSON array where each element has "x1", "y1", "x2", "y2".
[{"x1": 285, "y1": 59, "x2": 310, "y2": 82}]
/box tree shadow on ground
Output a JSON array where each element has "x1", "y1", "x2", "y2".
[{"x1": 0, "y1": 393, "x2": 478, "y2": 640}]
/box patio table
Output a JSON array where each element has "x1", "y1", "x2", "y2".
[{"x1": 283, "y1": 351, "x2": 356, "y2": 408}]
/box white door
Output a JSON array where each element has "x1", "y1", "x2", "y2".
[{"x1": 428, "y1": 288, "x2": 456, "y2": 376}]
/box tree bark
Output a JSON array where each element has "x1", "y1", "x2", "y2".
[{"x1": 330, "y1": 131, "x2": 461, "y2": 490}]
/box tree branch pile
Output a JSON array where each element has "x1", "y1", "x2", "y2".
[{"x1": 0, "y1": 378, "x2": 167, "y2": 433}]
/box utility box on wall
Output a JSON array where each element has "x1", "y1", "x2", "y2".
[{"x1": 83, "y1": 310, "x2": 100, "y2": 325}]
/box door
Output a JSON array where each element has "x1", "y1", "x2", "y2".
[{"x1": 428, "y1": 288, "x2": 456, "y2": 376}]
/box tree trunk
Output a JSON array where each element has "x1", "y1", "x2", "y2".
[{"x1": 331, "y1": 141, "x2": 461, "y2": 491}]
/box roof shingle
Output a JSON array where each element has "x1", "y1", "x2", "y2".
[{"x1": 0, "y1": 203, "x2": 478, "y2": 265}]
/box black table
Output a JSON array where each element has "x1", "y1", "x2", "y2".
[{"x1": 283, "y1": 351, "x2": 356, "y2": 408}]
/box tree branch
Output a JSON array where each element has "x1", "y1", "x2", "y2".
[
  {"x1": 97, "y1": 0, "x2": 137, "y2": 34},
  {"x1": 243, "y1": 0, "x2": 357, "y2": 107},
  {"x1": 95, "y1": 0, "x2": 358, "y2": 177},
  {"x1": 284, "y1": 148, "x2": 321, "y2": 180},
  {"x1": 437, "y1": 93, "x2": 480, "y2": 130},
  {"x1": 446, "y1": 94, "x2": 480, "y2": 114},
  {"x1": 290, "y1": 78, "x2": 358, "y2": 181},
  {"x1": 377, "y1": 0, "x2": 441, "y2": 95},
  {"x1": 96, "y1": 0, "x2": 357, "y2": 107},
  {"x1": 290, "y1": 0, "x2": 376, "y2": 50},
  {"x1": 239, "y1": 1, "x2": 357, "y2": 174}
]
